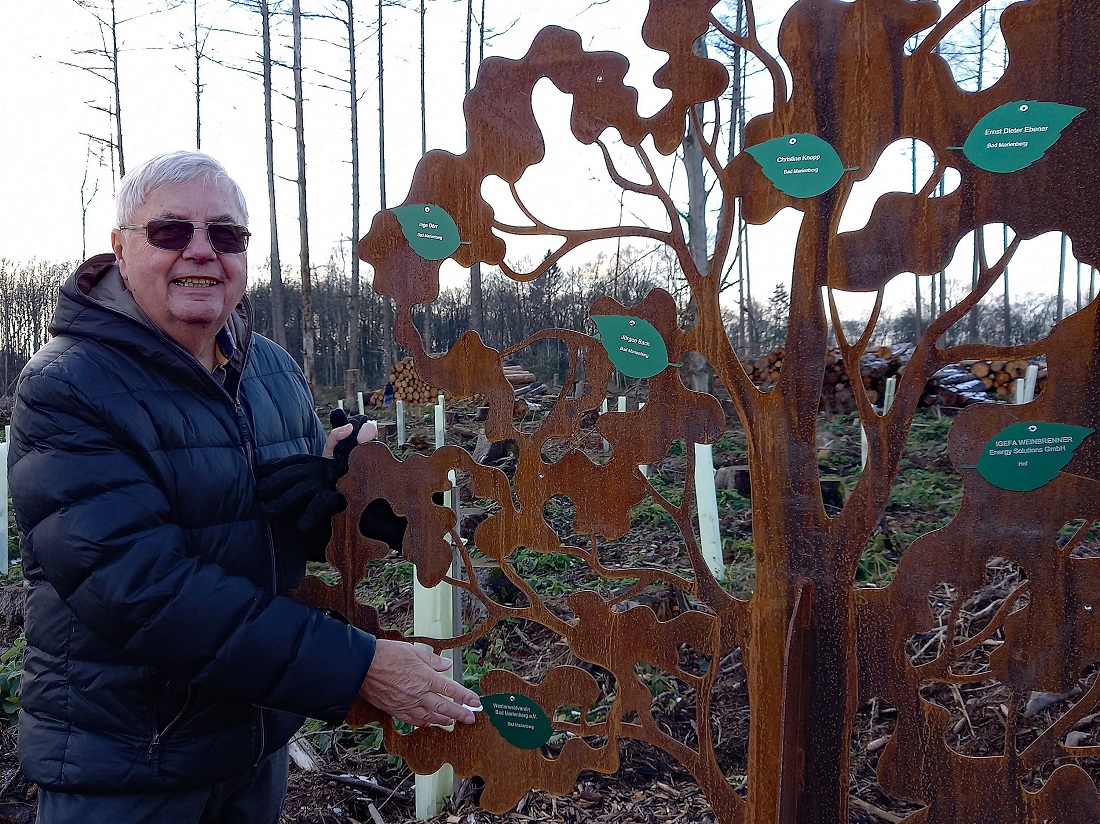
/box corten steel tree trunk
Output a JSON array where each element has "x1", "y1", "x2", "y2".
[{"x1": 299, "y1": 2, "x2": 1100, "y2": 822}]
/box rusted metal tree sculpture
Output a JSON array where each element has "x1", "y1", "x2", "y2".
[{"x1": 296, "y1": 1, "x2": 1100, "y2": 821}]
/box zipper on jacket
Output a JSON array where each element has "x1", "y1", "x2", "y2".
[
  {"x1": 237, "y1": 398, "x2": 279, "y2": 594},
  {"x1": 147, "y1": 683, "x2": 193, "y2": 772}
]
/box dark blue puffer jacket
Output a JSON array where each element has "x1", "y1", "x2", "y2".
[{"x1": 8, "y1": 253, "x2": 375, "y2": 791}]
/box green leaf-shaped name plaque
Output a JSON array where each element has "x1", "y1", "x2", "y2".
[
  {"x1": 482, "y1": 693, "x2": 553, "y2": 750},
  {"x1": 592, "y1": 315, "x2": 671, "y2": 378},
  {"x1": 961, "y1": 101, "x2": 1086, "y2": 173},
  {"x1": 977, "y1": 422, "x2": 1094, "y2": 492},
  {"x1": 746, "y1": 133, "x2": 847, "y2": 198},
  {"x1": 391, "y1": 203, "x2": 462, "y2": 260}
]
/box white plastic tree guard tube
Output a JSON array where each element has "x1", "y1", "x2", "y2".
[
  {"x1": 694, "y1": 442, "x2": 724, "y2": 579},
  {"x1": 1014, "y1": 364, "x2": 1039, "y2": 405},
  {"x1": 396, "y1": 399, "x2": 407, "y2": 446},
  {"x1": 861, "y1": 377, "x2": 897, "y2": 470},
  {"x1": 600, "y1": 398, "x2": 610, "y2": 452},
  {"x1": 414, "y1": 400, "x2": 458, "y2": 817}
]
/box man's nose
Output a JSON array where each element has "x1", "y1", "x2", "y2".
[{"x1": 183, "y1": 226, "x2": 218, "y2": 260}]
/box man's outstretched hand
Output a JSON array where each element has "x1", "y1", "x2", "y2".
[{"x1": 358, "y1": 639, "x2": 482, "y2": 727}]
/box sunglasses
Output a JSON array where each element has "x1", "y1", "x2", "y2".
[{"x1": 119, "y1": 219, "x2": 251, "y2": 254}]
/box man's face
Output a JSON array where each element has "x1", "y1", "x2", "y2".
[{"x1": 111, "y1": 177, "x2": 248, "y2": 359}]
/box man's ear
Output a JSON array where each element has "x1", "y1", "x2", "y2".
[{"x1": 111, "y1": 229, "x2": 129, "y2": 284}]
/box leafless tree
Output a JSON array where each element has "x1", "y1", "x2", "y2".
[
  {"x1": 66, "y1": 0, "x2": 137, "y2": 182},
  {"x1": 79, "y1": 138, "x2": 105, "y2": 260},
  {"x1": 292, "y1": 0, "x2": 317, "y2": 394}
]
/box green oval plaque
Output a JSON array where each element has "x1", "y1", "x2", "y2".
[
  {"x1": 482, "y1": 693, "x2": 553, "y2": 749},
  {"x1": 592, "y1": 315, "x2": 671, "y2": 379},
  {"x1": 392, "y1": 203, "x2": 463, "y2": 260},
  {"x1": 746, "y1": 133, "x2": 847, "y2": 198},
  {"x1": 961, "y1": 101, "x2": 1085, "y2": 174},
  {"x1": 976, "y1": 421, "x2": 1093, "y2": 492}
]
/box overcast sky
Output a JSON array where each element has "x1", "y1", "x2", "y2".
[{"x1": 1, "y1": 0, "x2": 1092, "y2": 321}]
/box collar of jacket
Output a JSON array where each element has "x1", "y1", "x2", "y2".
[{"x1": 55, "y1": 252, "x2": 252, "y2": 378}]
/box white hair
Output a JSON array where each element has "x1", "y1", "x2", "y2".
[{"x1": 116, "y1": 151, "x2": 249, "y2": 226}]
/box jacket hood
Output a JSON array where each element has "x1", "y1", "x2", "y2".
[{"x1": 52, "y1": 252, "x2": 253, "y2": 374}]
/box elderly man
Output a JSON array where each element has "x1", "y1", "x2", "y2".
[{"x1": 7, "y1": 150, "x2": 479, "y2": 823}]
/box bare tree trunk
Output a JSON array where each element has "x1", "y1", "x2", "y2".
[
  {"x1": 730, "y1": 0, "x2": 746, "y2": 354},
  {"x1": 680, "y1": 38, "x2": 711, "y2": 392},
  {"x1": 732, "y1": 21, "x2": 758, "y2": 355},
  {"x1": 417, "y1": 0, "x2": 432, "y2": 349},
  {"x1": 968, "y1": 229, "x2": 982, "y2": 343},
  {"x1": 110, "y1": 0, "x2": 125, "y2": 177},
  {"x1": 80, "y1": 139, "x2": 100, "y2": 261},
  {"x1": 347, "y1": 0, "x2": 362, "y2": 376},
  {"x1": 479, "y1": 0, "x2": 486, "y2": 63},
  {"x1": 261, "y1": 0, "x2": 286, "y2": 349},
  {"x1": 466, "y1": 0, "x2": 484, "y2": 338},
  {"x1": 1076, "y1": 259, "x2": 1083, "y2": 313},
  {"x1": 420, "y1": 0, "x2": 427, "y2": 157},
  {"x1": 193, "y1": 0, "x2": 201, "y2": 149},
  {"x1": 911, "y1": 138, "x2": 922, "y2": 339},
  {"x1": 378, "y1": 0, "x2": 394, "y2": 372},
  {"x1": 293, "y1": 0, "x2": 317, "y2": 394},
  {"x1": 967, "y1": 9, "x2": 988, "y2": 345},
  {"x1": 939, "y1": 270, "x2": 946, "y2": 328},
  {"x1": 1056, "y1": 232, "x2": 1067, "y2": 322}
]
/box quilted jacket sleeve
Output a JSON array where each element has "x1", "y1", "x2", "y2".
[{"x1": 9, "y1": 363, "x2": 374, "y2": 724}]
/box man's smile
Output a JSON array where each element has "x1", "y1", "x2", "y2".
[{"x1": 172, "y1": 276, "x2": 220, "y2": 287}]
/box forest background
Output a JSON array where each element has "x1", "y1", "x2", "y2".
[{"x1": 1, "y1": 0, "x2": 1096, "y2": 394}]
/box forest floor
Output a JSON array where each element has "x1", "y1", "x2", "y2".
[{"x1": 1, "y1": 404, "x2": 1098, "y2": 824}]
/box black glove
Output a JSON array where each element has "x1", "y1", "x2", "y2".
[
  {"x1": 255, "y1": 453, "x2": 347, "y2": 535},
  {"x1": 255, "y1": 409, "x2": 410, "y2": 553},
  {"x1": 255, "y1": 409, "x2": 373, "y2": 527},
  {"x1": 327, "y1": 408, "x2": 371, "y2": 482}
]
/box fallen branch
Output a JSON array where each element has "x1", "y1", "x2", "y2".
[
  {"x1": 850, "y1": 795, "x2": 906, "y2": 823},
  {"x1": 320, "y1": 773, "x2": 410, "y2": 802}
]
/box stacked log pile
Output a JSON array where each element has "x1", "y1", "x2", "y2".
[
  {"x1": 368, "y1": 358, "x2": 441, "y2": 406},
  {"x1": 367, "y1": 359, "x2": 538, "y2": 407},
  {"x1": 366, "y1": 351, "x2": 1044, "y2": 413},
  {"x1": 735, "y1": 344, "x2": 915, "y2": 412},
  {"x1": 502, "y1": 364, "x2": 537, "y2": 387},
  {"x1": 727, "y1": 346, "x2": 1046, "y2": 413},
  {"x1": 966, "y1": 358, "x2": 1047, "y2": 399}
]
